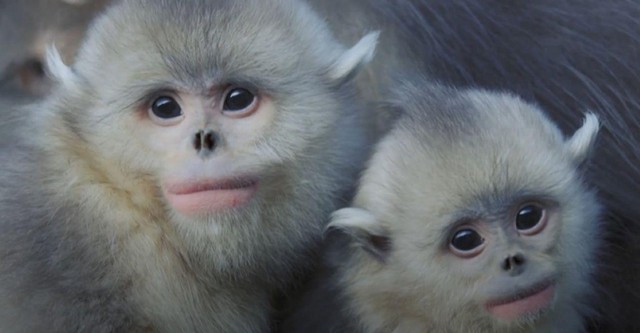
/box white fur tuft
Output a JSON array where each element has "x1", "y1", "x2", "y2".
[
  {"x1": 45, "y1": 45, "x2": 76, "y2": 85},
  {"x1": 328, "y1": 31, "x2": 380, "y2": 82},
  {"x1": 327, "y1": 207, "x2": 384, "y2": 237},
  {"x1": 567, "y1": 113, "x2": 600, "y2": 163}
]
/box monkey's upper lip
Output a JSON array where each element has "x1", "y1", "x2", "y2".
[
  {"x1": 485, "y1": 278, "x2": 556, "y2": 307},
  {"x1": 163, "y1": 176, "x2": 260, "y2": 214},
  {"x1": 484, "y1": 278, "x2": 556, "y2": 320},
  {"x1": 165, "y1": 176, "x2": 259, "y2": 195}
]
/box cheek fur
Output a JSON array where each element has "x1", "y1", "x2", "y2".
[{"x1": 219, "y1": 98, "x2": 277, "y2": 149}]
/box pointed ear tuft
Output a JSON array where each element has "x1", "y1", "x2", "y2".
[
  {"x1": 327, "y1": 31, "x2": 379, "y2": 85},
  {"x1": 566, "y1": 113, "x2": 600, "y2": 164},
  {"x1": 45, "y1": 45, "x2": 76, "y2": 86},
  {"x1": 326, "y1": 207, "x2": 391, "y2": 261}
]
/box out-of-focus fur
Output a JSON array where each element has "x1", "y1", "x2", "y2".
[
  {"x1": 306, "y1": 1, "x2": 640, "y2": 330},
  {"x1": 0, "y1": 90, "x2": 37, "y2": 149},
  {"x1": 283, "y1": 81, "x2": 603, "y2": 333},
  {"x1": 0, "y1": 0, "x2": 377, "y2": 332}
]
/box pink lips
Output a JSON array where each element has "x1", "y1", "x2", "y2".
[
  {"x1": 485, "y1": 281, "x2": 556, "y2": 320},
  {"x1": 164, "y1": 177, "x2": 259, "y2": 215}
]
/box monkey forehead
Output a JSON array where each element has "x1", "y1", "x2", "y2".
[
  {"x1": 74, "y1": 0, "x2": 343, "y2": 91},
  {"x1": 359, "y1": 87, "x2": 578, "y2": 218},
  {"x1": 390, "y1": 82, "x2": 565, "y2": 149}
]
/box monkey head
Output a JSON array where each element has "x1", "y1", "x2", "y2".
[
  {"x1": 329, "y1": 84, "x2": 602, "y2": 332},
  {"x1": 38, "y1": 0, "x2": 378, "y2": 276}
]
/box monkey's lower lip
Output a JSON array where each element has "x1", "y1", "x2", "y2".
[
  {"x1": 485, "y1": 280, "x2": 556, "y2": 320},
  {"x1": 164, "y1": 177, "x2": 259, "y2": 214}
]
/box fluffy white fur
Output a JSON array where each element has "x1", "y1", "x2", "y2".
[{"x1": 0, "y1": 0, "x2": 377, "y2": 332}]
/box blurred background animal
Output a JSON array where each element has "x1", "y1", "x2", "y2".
[{"x1": 0, "y1": 0, "x2": 109, "y2": 95}]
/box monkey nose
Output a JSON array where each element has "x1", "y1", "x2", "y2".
[
  {"x1": 193, "y1": 129, "x2": 218, "y2": 157},
  {"x1": 500, "y1": 253, "x2": 526, "y2": 276}
]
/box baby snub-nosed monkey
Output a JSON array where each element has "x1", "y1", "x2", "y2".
[
  {"x1": 285, "y1": 80, "x2": 603, "y2": 333},
  {"x1": 0, "y1": 0, "x2": 379, "y2": 332},
  {"x1": 303, "y1": 3, "x2": 640, "y2": 328}
]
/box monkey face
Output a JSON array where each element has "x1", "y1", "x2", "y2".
[
  {"x1": 56, "y1": 0, "x2": 371, "y2": 212},
  {"x1": 136, "y1": 87, "x2": 279, "y2": 216},
  {"x1": 41, "y1": 0, "x2": 377, "y2": 272},
  {"x1": 440, "y1": 200, "x2": 562, "y2": 323},
  {"x1": 331, "y1": 90, "x2": 602, "y2": 331}
]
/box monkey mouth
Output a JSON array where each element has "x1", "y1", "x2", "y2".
[
  {"x1": 485, "y1": 279, "x2": 556, "y2": 321},
  {"x1": 164, "y1": 176, "x2": 259, "y2": 215}
]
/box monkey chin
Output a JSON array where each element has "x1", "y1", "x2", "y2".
[
  {"x1": 163, "y1": 176, "x2": 259, "y2": 215},
  {"x1": 485, "y1": 281, "x2": 556, "y2": 322}
]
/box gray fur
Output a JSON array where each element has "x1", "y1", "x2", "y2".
[
  {"x1": 0, "y1": 0, "x2": 375, "y2": 332},
  {"x1": 0, "y1": 90, "x2": 39, "y2": 150},
  {"x1": 283, "y1": 81, "x2": 603, "y2": 333},
  {"x1": 305, "y1": 1, "x2": 640, "y2": 330}
]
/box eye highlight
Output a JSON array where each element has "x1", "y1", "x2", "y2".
[
  {"x1": 222, "y1": 87, "x2": 258, "y2": 117},
  {"x1": 449, "y1": 228, "x2": 485, "y2": 258},
  {"x1": 149, "y1": 96, "x2": 184, "y2": 126},
  {"x1": 515, "y1": 204, "x2": 547, "y2": 235}
]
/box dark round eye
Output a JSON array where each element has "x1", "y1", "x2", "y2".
[
  {"x1": 223, "y1": 88, "x2": 255, "y2": 112},
  {"x1": 516, "y1": 205, "x2": 545, "y2": 232},
  {"x1": 450, "y1": 228, "x2": 484, "y2": 252},
  {"x1": 151, "y1": 96, "x2": 182, "y2": 119}
]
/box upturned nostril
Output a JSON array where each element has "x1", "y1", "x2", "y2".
[
  {"x1": 203, "y1": 131, "x2": 216, "y2": 150},
  {"x1": 501, "y1": 253, "x2": 526, "y2": 272},
  {"x1": 193, "y1": 130, "x2": 218, "y2": 154},
  {"x1": 501, "y1": 257, "x2": 512, "y2": 271},
  {"x1": 513, "y1": 254, "x2": 525, "y2": 266},
  {"x1": 193, "y1": 131, "x2": 203, "y2": 151}
]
